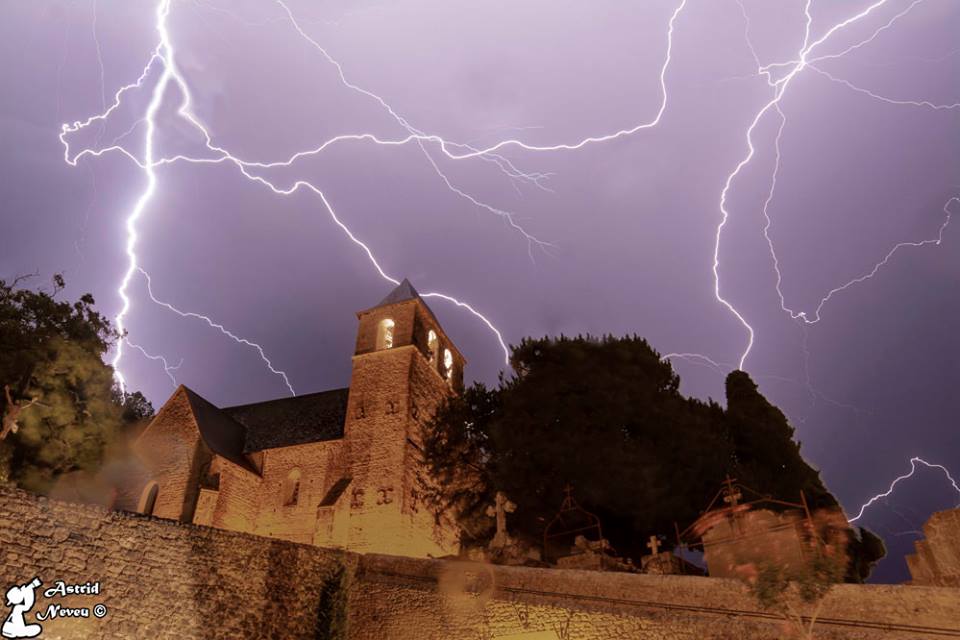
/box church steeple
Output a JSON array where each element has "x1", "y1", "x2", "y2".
[
  {"x1": 377, "y1": 278, "x2": 420, "y2": 307},
  {"x1": 341, "y1": 279, "x2": 465, "y2": 555},
  {"x1": 352, "y1": 279, "x2": 464, "y2": 389}
]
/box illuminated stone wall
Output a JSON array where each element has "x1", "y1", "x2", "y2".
[
  {"x1": 124, "y1": 388, "x2": 206, "y2": 522},
  {"x1": 340, "y1": 297, "x2": 460, "y2": 558},
  {"x1": 207, "y1": 456, "x2": 259, "y2": 533},
  {"x1": 907, "y1": 507, "x2": 960, "y2": 587},
  {"x1": 249, "y1": 440, "x2": 345, "y2": 545},
  {"x1": 0, "y1": 486, "x2": 347, "y2": 640},
  {"x1": 349, "y1": 554, "x2": 960, "y2": 640},
  {"x1": 1, "y1": 487, "x2": 958, "y2": 640}
]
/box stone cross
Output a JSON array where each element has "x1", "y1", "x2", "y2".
[
  {"x1": 646, "y1": 535, "x2": 661, "y2": 556},
  {"x1": 486, "y1": 491, "x2": 517, "y2": 548}
]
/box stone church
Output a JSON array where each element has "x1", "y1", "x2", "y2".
[{"x1": 117, "y1": 279, "x2": 464, "y2": 558}]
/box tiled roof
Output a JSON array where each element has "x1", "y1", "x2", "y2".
[
  {"x1": 223, "y1": 388, "x2": 349, "y2": 454},
  {"x1": 180, "y1": 387, "x2": 259, "y2": 474}
]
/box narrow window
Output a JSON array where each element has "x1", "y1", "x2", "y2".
[
  {"x1": 283, "y1": 468, "x2": 301, "y2": 506},
  {"x1": 139, "y1": 481, "x2": 159, "y2": 516},
  {"x1": 427, "y1": 330, "x2": 439, "y2": 363},
  {"x1": 443, "y1": 348, "x2": 454, "y2": 384},
  {"x1": 376, "y1": 318, "x2": 395, "y2": 350}
]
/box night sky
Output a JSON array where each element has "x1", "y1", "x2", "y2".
[{"x1": 1, "y1": 0, "x2": 958, "y2": 582}]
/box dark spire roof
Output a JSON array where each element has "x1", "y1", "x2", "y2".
[
  {"x1": 377, "y1": 278, "x2": 421, "y2": 306},
  {"x1": 179, "y1": 386, "x2": 259, "y2": 474}
]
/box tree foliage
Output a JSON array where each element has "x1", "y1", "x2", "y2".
[
  {"x1": 746, "y1": 551, "x2": 848, "y2": 639},
  {"x1": 0, "y1": 274, "x2": 152, "y2": 492},
  {"x1": 422, "y1": 334, "x2": 882, "y2": 576},
  {"x1": 724, "y1": 371, "x2": 834, "y2": 509}
]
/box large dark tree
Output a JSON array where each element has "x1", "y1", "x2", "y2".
[
  {"x1": 0, "y1": 274, "x2": 152, "y2": 492},
  {"x1": 724, "y1": 371, "x2": 834, "y2": 508},
  {"x1": 423, "y1": 335, "x2": 731, "y2": 560},
  {"x1": 422, "y1": 334, "x2": 883, "y2": 578}
]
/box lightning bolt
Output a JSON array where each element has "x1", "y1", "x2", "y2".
[
  {"x1": 99, "y1": 0, "x2": 173, "y2": 396},
  {"x1": 60, "y1": 0, "x2": 956, "y2": 519},
  {"x1": 797, "y1": 197, "x2": 956, "y2": 324},
  {"x1": 271, "y1": 9, "x2": 558, "y2": 260},
  {"x1": 723, "y1": 0, "x2": 958, "y2": 365},
  {"x1": 807, "y1": 64, "x2": 960, "y2": 111},
  {"x1": 61, "y1": 0, "x2": 522, "y2": 393},
  {"x1": 90, "y1": 0, "x2": 107, "y2": 143},
  {"x1": 848, "y1": 457, "x2": 960, "y2": 523},
  {"x1": 263, "y1": 0, "x2": 688, "y2": 160},
  {"x1": 662, "y1": 352, "x2": 730, "y2": 376},
  {"x1": 125, "y1": 340, "x2": 183, "y2": 388},
  {"x1": 61, "y1": 0, "x2": 696, "y2": 391},
  {"x1": 799, "y1": 325, "x2": 871, "y2": 417},
  {"x1": 138, "y1": 268, "x2": 296, "y2": 396}
]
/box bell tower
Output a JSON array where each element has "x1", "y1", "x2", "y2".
[{"x1": 342, "y1": 279, "x2": 464, "y2": 556}]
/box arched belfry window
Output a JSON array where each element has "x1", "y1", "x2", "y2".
[
  {"x1": 443, "y1": 348, "x2": 454, "y2": 385},
  {"x1": 138, "y1": 481, "x2": 159, "y2": 516},
  {"x1": 283, "y1": 469, "x2": 301, "y2": 506},
  {"x1": 376, "y1": 318, "x2": 395, "y2": 350},
  {"x1": 427, "y1": 330, "x2": 439, "y2": 363}
]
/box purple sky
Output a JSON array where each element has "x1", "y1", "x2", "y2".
[{"x1": 1, "y1": 0, "x2": 958, "y2": 582}]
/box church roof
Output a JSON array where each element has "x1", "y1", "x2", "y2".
[
  {"x1": 180, "y1": 387, "x2": 259, "y2": 474},
  {"x1": 377, "y1": 278, "x2": 421, "y2": 306},
  {"x1": 370, "y1": 279, "x2": 448, "y2": 345},
  {"x1": 223, "y1": 388, "x2": 349, "y2": 454}
]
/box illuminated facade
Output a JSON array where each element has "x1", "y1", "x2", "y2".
[{"x1": 118, "y1": 279, "x2": 463, "y2": 557}]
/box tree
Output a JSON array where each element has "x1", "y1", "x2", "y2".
[
  {"x1": 744, "y1": 549, "x2": 847, "y2": 639},
  {"x1": 724, "y1": 371, "x2": 834, "y2": 509},
  {"x1": 423, "y1": 335, "x2": 731, "y2": 560},
  {"x1": 422, "y1": 334, "x2": 881, "y2": 574},
  {"x1": 420, "y1": 383, "x2": 501, "y2": 545},
  {"x1": 724, "y1": 371, "x2": 884, "y2": 582},
  {"x1": 0, "y1": 274, "x2": 152, "y2": 492},
  {"x1": 116, "y1": 390, "x2": 155, "y2": 427}
]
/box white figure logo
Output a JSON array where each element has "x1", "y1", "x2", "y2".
[{"x1": 2, "y1": 578, "x2": 42, "y2": 639}]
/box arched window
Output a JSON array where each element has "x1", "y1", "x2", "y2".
[
  {"x1": 138, "y1": 481, "x2": 159, "y2": 516},
  {"x1": 443, "y1": 348, "x2": 454, "y2": 385},
  {"x1": 427, "y1": 330, "x2": 439, "y2": 363},
  {"x1": 376, "y1": 318, "x2": 395, "y2": 350},
  {"x1": 283, "y1": 468, "x2": 301, "y2": 506}
]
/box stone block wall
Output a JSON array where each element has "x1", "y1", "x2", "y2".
[
  {"x1": 249, "y1": 440, "x2": 345, "y2": 545},
  {"x1": 349, "y1": 554, "x2": 960, "y2": 640},
  {"x1": 127, "y1": 389, "x2": 204, "y2": 521},
  {"x1": 701, "y1": 509, "x2": 807, "y2": 579},
  {"x1": 0, "y1": 486, "x2": 347, "y2": 640},
  {"x1": 908, "y1": 507, "x2": 960, "y2": 586},
  {"x1": 2, "y1": 487, "x2": 959, "y2": 640},
  {"x1": 342, "y1": 340, "x2": 457, "y2": 558}
]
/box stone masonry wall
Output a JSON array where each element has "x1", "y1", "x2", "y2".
[
  {"x1": 249, "y1": 440, "x2": 345, "y2": 546},
  {"x1": 2, "y1": 487, "x2": 959, "y2": 640},
  {"x1": 908, "y1": 507, "x2": 960, "y2": 586},
  {"x1": 343, "y1": 329, "x2": 456, "y2": 557},
  {"x1": 0, "y1": 486, "x2": 347, "y2": 640},
  {"x1": 701, "y1": 509, "x2": 806, "y2": 579},
  {"x1": 127, "y1": 388, "x2": 203, "y2": 521},
  {"x1": 349, "y1": 554, "x2": 960, "y2": 640}
]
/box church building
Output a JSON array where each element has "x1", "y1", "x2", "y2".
[{"x1": 117, "y1": 279, "x2": 464, "y2": 558}]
